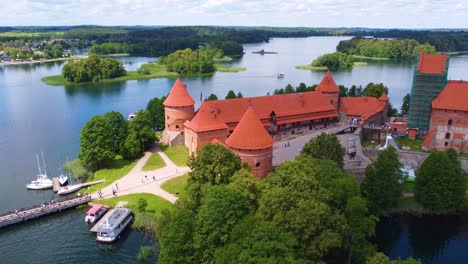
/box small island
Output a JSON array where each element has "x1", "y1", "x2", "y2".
[
  {"x1": 296, "y1": 52, "x2": 367, "y2": 71},
  {"x1": 41, "y1": 47, "x2": 246, "y2": 86}
]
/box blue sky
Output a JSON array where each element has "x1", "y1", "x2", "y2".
[{"x1": 3, "y1": 0, "x2": 468, "y2": 28}]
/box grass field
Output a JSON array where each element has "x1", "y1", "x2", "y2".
[
  {"x1": 85, "y1": 156, "x2": 136, "y2": 195},
  {"x1": 352, "y1": 55, "x2": 390, "y2": 61},
  {"x1": 142, "y1": 152, "x2": 166, "y2": 171},
  {"x1": 295, "y1": 64, "x2": 328, "y2": 71},
  {"x1": 99, "y1": 193, "x2": 175, "y2": 217},
  {"x1": 215, "y1": 64, "x2": 247, "y2": 72},
  {"x1": 395, "y1": 137, "x2": 425, "y2": 152},
  {"x1": 214, "y1": 56, "x2": 233, "y2": 62},
  {"x1": 161, "y1": 144, "x2": 189, "y2": 167},
  {"x1": 161, "y1": 173, "x2": 188, "y2": 199}
]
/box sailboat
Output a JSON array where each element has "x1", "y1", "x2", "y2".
[
  {"x1": 57, "y1": 168, "x2": 82, "y2": 195},
  {"x1": 26, "y1": 153, "x2": 53, "y2": 190},
  {"x1": 58, "y1": 169, "x2": 69, "y2": 186}
]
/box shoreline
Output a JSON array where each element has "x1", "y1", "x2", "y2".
[{"x1": 0, "y1": 57, "x2": 81, "y2": 66}]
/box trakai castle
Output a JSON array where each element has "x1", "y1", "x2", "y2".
[{"x1": 162, "y1": 72, "x2": 389, "y2": 178}]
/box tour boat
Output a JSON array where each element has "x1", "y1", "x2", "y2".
[
  {"x1": 26, "y1": 153, "x2": 53, "y2": 190},
  {"x1": 57, "y1": 183, "x2": 82, "y2": 195},
  {"x1": 96, "y1": 208, "x2": 133, "y2": 243},
  {"x1": 276, "y1": 73, "x2": 285, "y2": 78},
  {"x1": 85, "y1": 204, "x2": 107, "y2": 224}
]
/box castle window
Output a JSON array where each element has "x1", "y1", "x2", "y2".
[
  {"x1": 176, "y1": 125, "x2": 179, "y2": 129},
  {"x1": 445, "y1": 133, "x2": 450, "y2": 139},
  {"x1": 256, "y1": 162, "x2": 261, "y2": 168},
  {"x1": 330, "y1": 99, "x2": 333, "y2": 104},
  {"x1": 445, "y1": 142, "x2": 448, "y2": 146},
  {"x1": 167, "y1": 115, "x2": 169, "y2": 119},
  {"x1": 448, "y1": 119, "x2": 453, "y2": 126}
]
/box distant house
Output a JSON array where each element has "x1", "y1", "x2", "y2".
[{"x1": 1, "y1": 54, "x2": 11, "y2": 62}]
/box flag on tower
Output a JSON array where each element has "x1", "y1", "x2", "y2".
[{"x1": 200, "y1": 91, "x2": 203, "y2": 103}]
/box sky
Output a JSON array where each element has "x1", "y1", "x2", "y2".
[{"x1": 2, "y1": 0, "x2": 468, "y2": 28}]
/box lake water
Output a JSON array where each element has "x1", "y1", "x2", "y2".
[{"x1": 1, "y1": 37, "x2": 468, "y2": 263}]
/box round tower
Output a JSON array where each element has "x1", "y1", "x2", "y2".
[
  {"x1": 225, "y1": 107, "x2": 274, "y2": 178},
  {"x1": 316, "y1": 71, "x2": 340, "y2": 110},
  {"x1": 163, "y1": 79, "x2": 195, "y2": 132}
]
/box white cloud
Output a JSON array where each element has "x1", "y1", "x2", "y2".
[{"x1": 0, "y1": 0, "x2": 467, "y2": 28}]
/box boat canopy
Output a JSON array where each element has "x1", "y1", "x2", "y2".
[{"x1": 87, "y1": 204, "x2": 104, "y2": 215}]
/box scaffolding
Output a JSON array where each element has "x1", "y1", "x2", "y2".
[{"x1": 407, "y1": 55, "x2": 449, "y2": 136}]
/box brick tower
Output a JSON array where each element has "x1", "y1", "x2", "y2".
[
  {"x1": 316, "y1": 71, "x2": 340, "y2": 110},
  {"x1": 162, "y1": 79, "x2": 195, "y2": 146},
  {"x1": 225, "y1": 107, "x2": 274, "y2": 178}
]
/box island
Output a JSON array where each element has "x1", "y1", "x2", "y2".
[{"x1": 296, "y1": 51, "x2": 367, "y2": 71}]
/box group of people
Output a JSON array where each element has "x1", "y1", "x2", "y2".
[
  {"x1": 142, "y1": 175, "x2": 156, "y2": 183},
  {"x1": 112, "y1": 183, "x2": 119, "y2": 197}
]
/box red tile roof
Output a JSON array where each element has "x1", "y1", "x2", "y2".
[
  {"x1": 202, "y1": 91, "x2": 337, "y2": 128},
  {"x1": 316, "y1": 71, "x2": 340, "y2": 93},
  {"x1": 225, "y1": 107, "x2": 274, "y2": 150},
  {"x1": 432, "y1": 80, "x2": 468, "y2": 112},
  {"x1": 422, "y1": 128, "x2": 436, "y2": 148},
  {"x1": 184, "y1": 103, "x2": 228, "y2": 132},
  {"x1": 417, "y1": 53, "x2": 447, "y2": 74},
  {"x1": 379, "y1": 92, "x2": 389, "y2": 101},
  {"x1": 341, "y1": 97, "x2": 387, "y2": 121},
  {"x1": 163, "y1": 79, "x2": 195, "y2": 107},
  {"x1": 453, "y1": 133, "x2": 464, "y2": 140}
]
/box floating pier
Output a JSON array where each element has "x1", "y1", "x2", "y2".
[
  {"x1": 52, "y1": 177, "x2": 61, "y2": 192},
  {"x1": 0, "y1": 196, "x2": 92, "y2": 229}
]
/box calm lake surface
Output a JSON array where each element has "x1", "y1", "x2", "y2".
[{"x1": 0, "y1": 37, "x2": 468, "y2": 263}]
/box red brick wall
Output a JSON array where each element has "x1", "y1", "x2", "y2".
[
  {"x1": 430, "y1": 109, "x2": 468, "y2": 128},
  {"x1": 321, "y1": 92, "x2": 340, "y2": 111},
  {"x1": 430, "y1": 109, "x2": 468, "y2": 153},
  {"x1": 185, "y1": 127, "x2": 228, "y2": 156},
  {"x1": 165, "y1": 105, "x2": 195, "y2": 132},
  {"x1": 230, "y1": 147, "x2": 273, "y2": 178}
]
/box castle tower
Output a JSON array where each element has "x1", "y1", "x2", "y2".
[
  {"x1": 316, "y1": 71, "x2": 340, "y2": 110},
  {"x1": 162, "y1": 79, "x2": 195, "y2": 146},
  {"x1": 225, "y1": 107, "x2": 274, "y2": 178},
  {"x1": 379, "y1": 92, "x2": 389, "y2": 118},
  {"x1": 407, "y1": 53, "x2": 449, "y2": 138}
]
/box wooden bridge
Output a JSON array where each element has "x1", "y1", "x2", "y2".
[{"x1": 0, "y1": 196, "x2": 92, "y2": 229}]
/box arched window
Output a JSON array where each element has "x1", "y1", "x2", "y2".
[
  {"x1": 445, "y1": 133, "x2": 451, "y2": 139},
  {"x1": 256, "y1": 162, "x2": 261, "y2": 168},
  {"x1": 448, "y1": 119, "x2": 453, "y2": 126}
]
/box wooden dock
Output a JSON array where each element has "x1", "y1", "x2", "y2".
[
  {"x1": 52, "y1": 177, "x2": 61, "y2": 192},
  {"x1": 0, "y1": 196, "x2": 92, "y2": 229}
]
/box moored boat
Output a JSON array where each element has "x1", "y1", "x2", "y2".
[
  {"x1": 96, "y1": 208, "x2": 133, "y2": 243},
  {"x1": 57, "y1": 184, "x2": 82, "y2": 195},
  {"x1": 85, "y1": 204, "x2": 107, "y2": 224},
  {"x1": 26, "y1": 153, "x2": 53, "y2": 190},
  {"x1": 58, "y1": 173, "x2": 68, "y2": 186}
]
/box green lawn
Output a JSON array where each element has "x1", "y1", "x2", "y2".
[
  {"x1": 395, "y1": 137, "x2": 425, "y2": 152},
  {"x1": 215, "y1": 64, "x2": 246, "y2": 72},
  {"x1": 351, "y1": 55, "x2": 390, "y2": 61},
  {"x1": 85, "y1": 156, "x2": 137, "y2": 195},
  {"x1": 161, "y1": 173, "x2": 188, "y2": 199},
  {"x1": 99, "y1": 193, "x2": 175, "y2": 217},
  {"x1": 295, "y1": 64, "x2": 328, "y2": 71},
  {"x1": 161, "y1": 144, "x2": 189, "y2": 167},
  {"x1": 142, "y1": 152, "x2": 166, "y2": 171}
]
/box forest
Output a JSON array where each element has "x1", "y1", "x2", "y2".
[
  {"x1": 62, "y1": 55, "x2": 126, "y2": 83},
  {"x1": 157, "y1": 47, "x2": 223, "y2": 74}
]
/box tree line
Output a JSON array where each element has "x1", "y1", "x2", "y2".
[
  {"x1": 62, "y1": 55, "x2": 126, "y2": 83},
  {"x1": 311, "y1": 52, "x2": 354, "y2": 70},
  {"x1": 156, "y1": 134, "x2": 421, "y2": 264},
  {"x1": 78, "y1": 95, "x2": 166, "y2": 170},
  {"x1": 205, "y1": 90, "x2": 244, "y2": 101},
  {"x1": 336, "y1": 37, "x2": 436, "y2": 60}
]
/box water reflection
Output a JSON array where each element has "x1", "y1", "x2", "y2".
[{"x1": 64, "y1": 82, "x2": 127, "y2": 97}]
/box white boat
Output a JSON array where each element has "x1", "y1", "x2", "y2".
[
  {"x1": 96, "y1": 208, "x2": 133, "y2": 243},
  {"x1": 276, "y1": 73, "x2": 285, "y2": 78},
  {"x1": 85, "y1": 204, "x2": 107, "y2": 224},
  {"x1": 58, "y1": 173, "x2": 68, "y2": 186},
  {"x1": 127, "y1": 112, "x2": 137, "y2": 121},
  {"x1": 57, "y1": 183, "x2": 82, "y2": 195},
  {"x1": 26, "y1": 153, "x2": 53, "y2": 190}
]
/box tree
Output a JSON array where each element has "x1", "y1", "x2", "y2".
[
  {"x1": 78, "y1": 115, "x2": 115, "y2": 170},
  {"x1": 225, "y1": 90, "x2": 237, "y2": 99},
  {"x1": 312, "y1": 52, "x2": 354, "y2": 71},
  {"x1": 400, "y1": 94, "x2": 410, "y2": 115},
  {"x1": 257, "y1": 158, "x2": 347, "y2": 260},
  {"x1": 194, "y1": 186, "x2": 249, "y2": 262},
  {"x1": 186, "y1": 144, "x2": 242, "y2": 209},
  {"x1": 206, "y1": 93, "x2": 218, "y2": 101},
  {"x1": 103, "y1": 111, "x2": 128, "y2": 153},
  {"x1": 366, "y1": 252, "x2": 421, "y2": 264},
  {"x1": 415, "y1": 150, "x2": 465, "y2": 211},
  {"x1": 214, "y1": 216, "x2": 300, "y2": 264},
  {"x1": 228, "y1": 169, "x2": 261, "y2": 212},
  {"x1": 362, "y1": 83, "x2": 389, "y2": 98},
  {"x1": 236, "y1": 92, "x2": 243, "y2": 98},
  {"x1": 129, "y1": 110, "x2": 156, "y2": 150},
  {"x1": 387, "y1": 102, "x2": 398, "y2": 117},
  {"x1": 120, "y1": 130, "x2": 143, "y2": 160},
  {"x1": 62, "y1": 54, "x2": 125, "y2": 83},
  {"x1": 158, "y1": 208, "x2": 197, "y2": 264},
  {"x1": 301, "y1": 133, "x2": 345, "y2": 168},
  {"x1": 146, "y1": 96, "x2": 166, "y2": 130},
  {"x1": 361, "y1": 147, "x2": 404, "y2": 215}
]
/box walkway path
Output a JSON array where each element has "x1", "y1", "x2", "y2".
[{"x1": 91, "y1": 145, "x2": 190, "y2": 204}]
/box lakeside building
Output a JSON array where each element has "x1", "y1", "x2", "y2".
[
  {"x1": 422, "y1": 81, "x2": 468, "y2": 153},
  {"x1": 162, "y1": 72, "x2": 389, "y2": 177},
  {"x1": 407, "y1": 53, "x2": 449, "y2": 138}
]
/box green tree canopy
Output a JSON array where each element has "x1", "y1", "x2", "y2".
[
  {"x1": 194, "y1": 186, "x2": 249, "y2": 262},
  {"x1": 361, "y1": 147, "x2": 404, "y2": 215},
  {"x1": 129, "y1": 110, "x2": 156, "y2": 150},
  {"x1": 78, "y1": 115, "x2": 115, "y2": 170},
  {"x1": 228, "y1": 169, "x2": 261, "y2": 212},
  {"x1": 146, "y1": 95, "x2": 166, "y2": 130},
  {"x1": 311, "y1": 52, "x2": 354, "y2": 71},
  {"x1": 103, "y1": 111, "x2": 128, "y2": 153},
  {"x1": 62, "y1": 54, "x2": 126, "y2": 83},
  {"x1": 415, "y1": 150, "x2": 465, "y2": 211},
  {"x1": 257, "y1": 158, "x2": 347, "y2": 260},
  {"x1": 365, "y1": 252, "x2": 421, "y2": 264},
  {"x1": 214, "y1": 216, "x2": 300, "y2": 264},
  {"x1": 301, "y1": 133, "x2": 345, "y2": 168},
  {"x1": 120, "y1": 130, "x2": 143, "y2": 160},
  {"x1": 362, "y1": 83, "x2": 389, "y2": 98},
  {"x1": 157, "y1": 47, "x2": 222, "y2": 74},
  {"x1": 206, "y1": 93, "x2": 218, "y2": 101},
  {"x1": 225, "y1": 90, "x2": 237, "y2": 99},
  {"x1": 400, "y1": 94, "x2": 410, "y2": 115},
  {"x1": 186, "y1": 143, "x2": 242, "y2": 209}
]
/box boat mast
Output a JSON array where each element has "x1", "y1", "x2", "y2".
[
  {"x1": 41, "y1": 152, "x2": 47, "y2": 176},
  {"x1": 36, "y1": 154, "x2": 42, "y2": 175}
]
